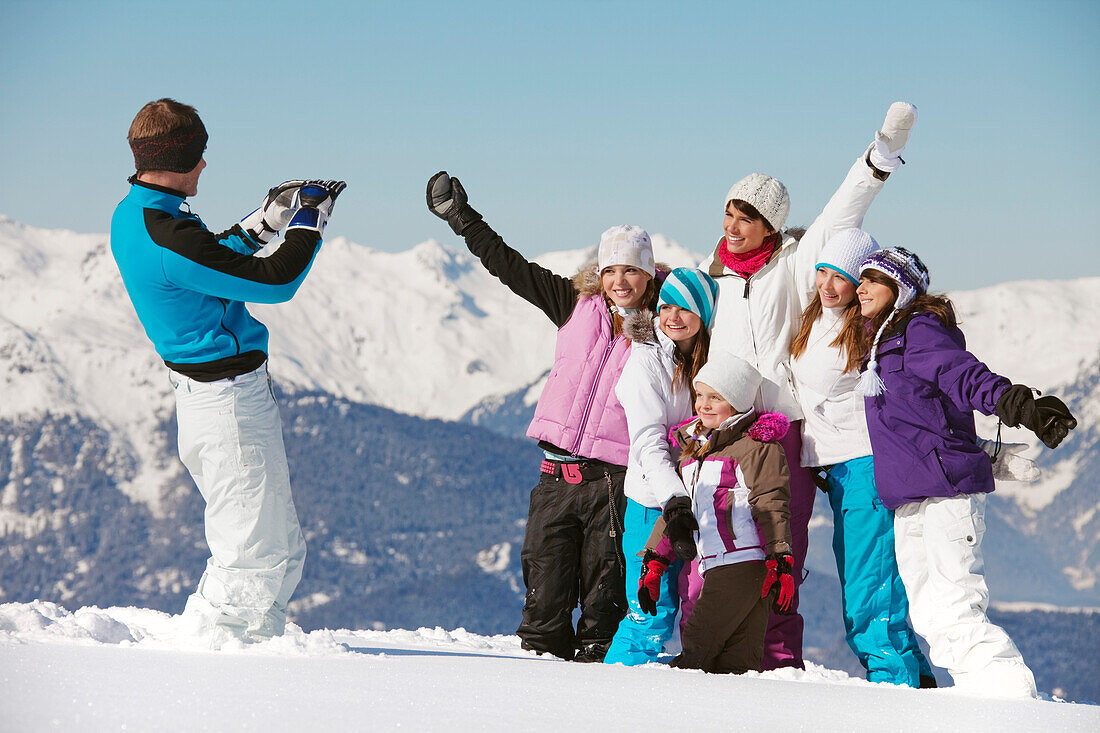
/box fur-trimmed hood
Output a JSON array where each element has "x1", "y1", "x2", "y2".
[
  {"x1": 622, "y1": 309, "x2": 659, "y2": 344},
  {"x1": 670, "y1": 410, "x2": 790, "y2": 454},
  {"x1": 571, "y1": 261, "x2": 672, "y2": 298}
]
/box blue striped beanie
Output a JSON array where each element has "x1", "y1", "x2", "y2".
[{"x1": 658, "y1": 267, "x2": 720, "y2": 330}]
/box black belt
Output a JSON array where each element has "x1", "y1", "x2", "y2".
[{"x1": 539, "y1": 459, "x2": 624, "y2": 485}]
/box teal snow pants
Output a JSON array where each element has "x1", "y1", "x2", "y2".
[
  {"x1": 827, "y1": 456, "x2": 932, "y2": 686},
  {"x1": 604, "y1": 499, "x2": 682, "y2": 665}
]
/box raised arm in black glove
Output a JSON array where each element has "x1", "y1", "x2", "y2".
[
  {"x1": 995, "y1": 384, "x2": 1078, "y2": 449},
  {"x1": 662, "y1": 496, "x2": 698, "y2": 562},
  {"x1": 426, "y1": 171, "x2": 483, "y2": 236}
]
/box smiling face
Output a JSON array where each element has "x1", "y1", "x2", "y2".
[
  {"x1": 658, "y1": 305, "x2": 702, "y2": 350},
  {"x1": 694, "y1": 382, "x2": 735, "y2": 430},
  {"x1": 857, "y1": 271, "x2": 898, "y2": 319},
  {"x1": 722, "y1": 202, "x2": 773, "y2": 254},
  {"x1": 601, "y1": 265, "x2": 651, "y2": 309},
  {"x1": 816, "y1": 267, "x2": 858, "y2": 309}
]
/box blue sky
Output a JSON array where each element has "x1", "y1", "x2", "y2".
[{"x1": 1, "y1": 0, "x2": 1097, "y2": 289}]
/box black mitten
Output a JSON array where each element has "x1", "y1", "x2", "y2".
[
  {"x1": 997, "y1": 385, "x2": 1077, "y2": 449},
  {"x1": 662, "y1": 496, "x2": 698, "y2": 562},
  {"x1": 426, "y1": 171, "x2": 483, "y2": 236},
  {"x1": 1032, "y1": 395, "x2": 1077, "y2": 449}
]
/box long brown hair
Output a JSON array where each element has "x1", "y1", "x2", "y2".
[
  {"x1": 672, "y1": 327, "x2": 711, "y2": 403},
  {"x1": 858, "y1": 270, "x2": 958, "y2": 360},
  {"x1": 790, "y1": 291, "x2": 869, "y2": 373}
]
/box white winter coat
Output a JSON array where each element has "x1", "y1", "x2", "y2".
[
  {"x1": 703, "y1": 154, "x2": 886, "y2": 420},
  {"x1": 615, "y1": 317, "x2": 694, "y2": 509},
  {"x1": 788, "y1": 305, "x2": 873, "y2": 467}
]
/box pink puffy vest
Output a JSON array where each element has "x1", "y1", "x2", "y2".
[{"x1": 527, "y1": 295, "x2": 632, "y2": 466}]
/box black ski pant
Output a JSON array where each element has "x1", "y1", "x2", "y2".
[
  {"x1": 516, "y1": 465, "x2": 627, "y2": 660},
  {"x1": 672, "y1": 560, "x2": 769, "y2": 674}
]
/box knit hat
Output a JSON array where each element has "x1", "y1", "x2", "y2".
[
  {"x1": 859, "y1": 246, "x2": 930, "y2": 310},
  {"x1": 130, "y1": 118, "x2": 208, "y2": 173},
  {"x1": 597, "y1": 225, "x2": 655, "y2": 277},
  {"x1": 725, "y1": 173, "x2": 790, "y2": 232},
  {"x1": 659, "y1": 267, "x2": 720, "y2": 330},
  {"x1": 694, "y1": 350, "x2": 762, "y2": 413},
  {"x1": 817, "y1": 228, "x2": 880, "y2": 286},
  {"x1": 857, "y1": 247, "x2": 932, "y2": 396}
]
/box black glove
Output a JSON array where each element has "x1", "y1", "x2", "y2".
[
  {"x1": 663, "y1": 496, "x2": 698, "y2": 562},
  {"x1": 996, "y1": 385, "x2": 1077, "y2": 449},
  {"x1": 426, "y1": 171, "x2": 483, "y2": 236},
  {"x1": 637, "y1": 550, "x2": 671, "y2": 616},
  {"x1": 760, "y1": 553, "x2": 795, "y2": 614},
  {"x1": 286, "y1": 179, "x2": 347, "y2": 236}
]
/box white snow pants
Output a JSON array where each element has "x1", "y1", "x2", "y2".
[
  {"x1": 894, "y1": 494, "x2": 1037, "y2": 698},
  {"x1": 171, "y1": 362, "x2": 306, "y2": 642}
]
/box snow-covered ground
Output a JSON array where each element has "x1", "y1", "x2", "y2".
[{"x1": 1, "y1": 601, "x2": 1097, "y2": 732}]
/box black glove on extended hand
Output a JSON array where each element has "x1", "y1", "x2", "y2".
[
  {"x1": 426, "y1": 171, "x2": 483, "y2": 236},
  {"x1": 663, "y1": 496, "x2": 698, "y2": 562},
  {"x1": 996, "y1": 385, "x2": 1077, "y2": 449},
  {"x1": 637, "y1": 550, "x2": 671, "y2": 616}
]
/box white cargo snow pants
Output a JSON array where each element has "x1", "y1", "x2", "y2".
[
  {"x1": 894, "y1": 493, "x2": 1037, "y2": 698},
  {"x1": 171, "y1": 362, "x2": 306, "y2": 641}
]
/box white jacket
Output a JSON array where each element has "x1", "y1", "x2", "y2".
[
  {"x1": 788, "y1": 305, "x2": 873, "y2": 467},
  {"x1": 614, "y1": 318, "x2": 693, "y2": 508},
  {"x1": 703, "y1": 154, "x2": 886, "y2": 419}
]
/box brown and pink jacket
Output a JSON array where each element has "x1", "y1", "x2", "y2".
[{"x1": 651, "y1": 411, "x2": 793, "y2": 575}]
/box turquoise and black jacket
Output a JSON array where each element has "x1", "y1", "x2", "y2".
[{"x1": 110, "y1": 179, "x2": 321, "y2": 381}]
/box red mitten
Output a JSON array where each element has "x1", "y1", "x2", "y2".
[{"x1": 761, "y1": 553, "x2": 795, "y2": 614}]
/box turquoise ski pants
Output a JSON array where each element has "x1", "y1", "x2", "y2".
[
  {"x1": 827, "y1": 456, "x2": 932, "y2": 686},
  {"x1": 604, "y1": 499, "x2": 682, "y2": 665}
]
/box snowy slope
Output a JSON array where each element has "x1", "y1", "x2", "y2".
[{"x1": 2, "y1": 601, "x2": 1098, "y2": 731}]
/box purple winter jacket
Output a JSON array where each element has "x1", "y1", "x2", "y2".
[{"x1": 863, "y1": 312, "x2": 1010, "y2": 510}]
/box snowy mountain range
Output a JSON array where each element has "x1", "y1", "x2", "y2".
[{"x1": 0, "y1": 215, "x2": 1097, "y2": 701}]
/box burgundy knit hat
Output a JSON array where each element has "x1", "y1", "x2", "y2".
[{"x1": 130, "y1": 118, "x2": 208, "y2": 173}]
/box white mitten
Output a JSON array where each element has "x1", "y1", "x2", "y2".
[
  {"x1": 240, "y1": 180, "x2": 307, "y2": 245},
  {"x1": 977, "y1": 438, "x2": 1041, "y2": 482},
  {"x1": 286, "y1": 179, "x2": 348, "y2": 236},
  {"x1": 868, "y1": 102, "x2": 918, "y2": 173}
]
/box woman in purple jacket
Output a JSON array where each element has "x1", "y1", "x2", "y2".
[{"x1": 855, "y1": 247, "x2": 1077, "y2": 698}]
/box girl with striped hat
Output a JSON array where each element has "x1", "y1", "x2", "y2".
[{"x1": 603, "y1": 267, "x2": 718, "y2": 665}]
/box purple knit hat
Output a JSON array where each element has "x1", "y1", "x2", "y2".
[
  {"x1": 859, "y1": 246, "x2": 930, "y2": 309},
  {"x1": 857, "y1": 247, "x2": 932, "y2": 396}
]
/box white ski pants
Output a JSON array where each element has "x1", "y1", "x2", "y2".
[
  {"x1": 172, "y1": 362, "x2": 306, "y2": 640},
  {"x1": 894, "y1": 493, "x2": 1037, "y2": 697}
]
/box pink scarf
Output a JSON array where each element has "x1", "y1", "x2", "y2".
[{"x1": 717, "y1": 233, "x2": 780, "y2": 279}]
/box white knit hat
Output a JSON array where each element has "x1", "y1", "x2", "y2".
[
  {"x1": 597, "y1": 225, "x2": 655, "y2": 276},
  {"x1": 817, "y1": 228, "x2": 880, "y2": 286},
  {"x1": 694, "y1": 350, "x2": 762, "y2": 413},
  {"x1": 725, "y1": 173, "x2": 790, "y2": 232}
]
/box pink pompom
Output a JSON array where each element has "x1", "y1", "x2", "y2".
[{"x1": 747, "y1": 412, "x2": 790, "y2": 442}]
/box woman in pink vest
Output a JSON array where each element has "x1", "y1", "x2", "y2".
[{"x1": 427, "y1": 172, "x2": 667, "y2": 662}]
